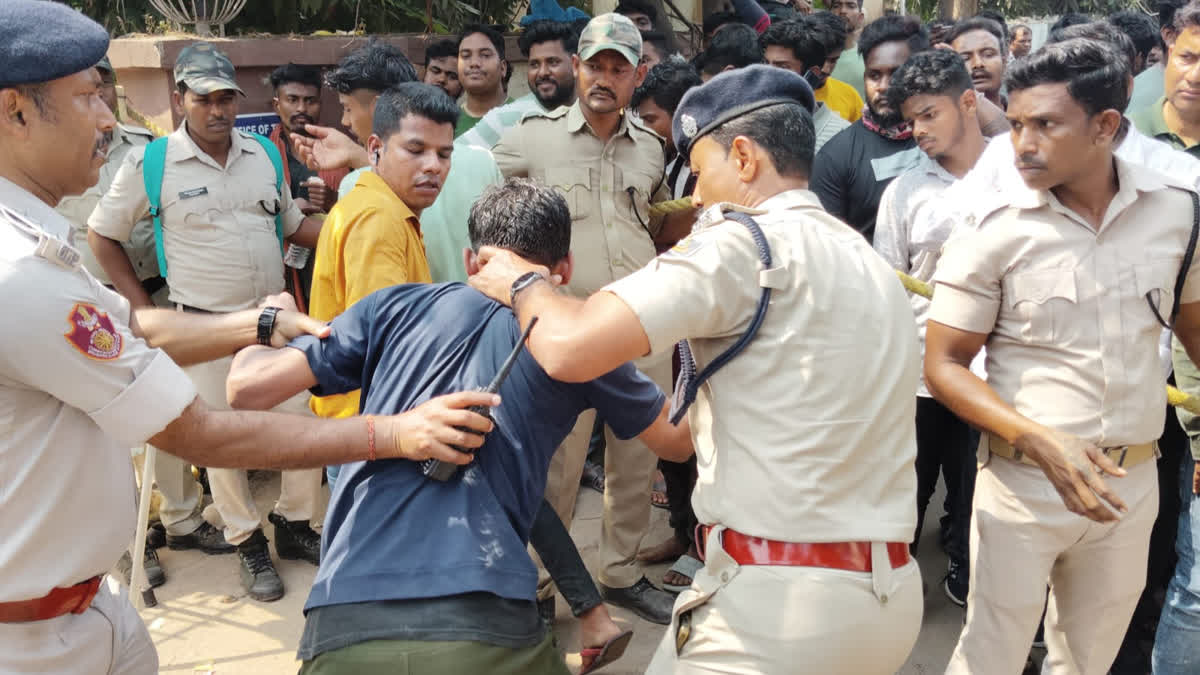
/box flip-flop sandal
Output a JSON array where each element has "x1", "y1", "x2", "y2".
[
  {"x1": 663, "y1": 554, "x2": 702, "y2": 594},
  {"x1": 650, "y1": 478, "x2": 669, "y2": 509},
  {"x1": 579, "y1": 629, "x2": 634, "y2": 675}
]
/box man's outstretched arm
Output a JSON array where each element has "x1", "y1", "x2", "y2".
[
  {"x1": 227, "y1": 344, "x2": 318, "y2": 410},
  {"x1": 468, "y1": 248, "x2": 651, "y2": 383}
]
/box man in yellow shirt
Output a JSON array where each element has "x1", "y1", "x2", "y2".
[{"x1": 308, "y1": 82, "x2": 454, "y2": 446}]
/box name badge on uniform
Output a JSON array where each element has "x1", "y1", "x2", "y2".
[{"x1": 178, "y1": 187, "x2": 209, "y2": 200}]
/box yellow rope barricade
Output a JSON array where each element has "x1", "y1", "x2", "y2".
[
  {"x1": 648, "y1": 197, "x2": 695, "y2": 218},
  {"x1": 895, "y1": 269, "x2": 1200, "y2": 416}
]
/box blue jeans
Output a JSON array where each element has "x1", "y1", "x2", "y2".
[{"x1": 1152, "y1": 452, "x2": 1200, "y2": 673}]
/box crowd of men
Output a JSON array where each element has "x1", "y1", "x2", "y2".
[{"x1": 3, "y1": 0, "x2": 1200, "y2": 673}]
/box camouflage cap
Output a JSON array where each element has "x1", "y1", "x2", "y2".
[
  {"x1": 174, "y1": 42, "x2": 244, "y2": 95},
  {"x1": 578, "y1": 13, "x2": 643, "y2": 66}
]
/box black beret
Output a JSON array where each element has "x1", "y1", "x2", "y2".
[
  {"x1": 0, "y1": 0, "x2": 110, "y2": 89},
  {"x1": 672, "y1": 64, "x2": 815, "y2": 161}
]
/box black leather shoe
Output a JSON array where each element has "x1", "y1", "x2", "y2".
[
  {"x1": 166, "y1": 522, "x2": 235, "y2": 555},
  {"x1": 269, "y1": 512, "x2": 321, "y2": 565},
  {"x1": 237, "y1": 529, "x2": 284, "y2": 602},
  {"x1": 117, "y1": 547, "x2": 166, "y2": 588},
  {"x1": 600, "y1": 577, "x2": 674, "y2": 625}
]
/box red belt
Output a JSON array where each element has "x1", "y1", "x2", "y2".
[
  {"x1": 697, "y1": 526, "x2": 910, "y2": 572},
  {"x1": 0, "y1": 576, "x2": 102, "y2": 623}
]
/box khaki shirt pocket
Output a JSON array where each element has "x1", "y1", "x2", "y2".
[
  {"x1": 546, "y1": 167, "x2": 593, "y2": 221},
  {"x1": 1003, "y1": 269, "x2": 1077, "y2": 343},
  {"x1": 1135, "y1": 261, "x2": 1179, "y2": 330}
]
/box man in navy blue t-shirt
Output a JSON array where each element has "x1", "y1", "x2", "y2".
[{"x1": 227, "y1": 178, "x2": 692, "y2": 674}]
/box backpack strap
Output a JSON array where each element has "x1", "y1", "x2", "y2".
[
  {"x1": 248, "y1": 132, "x2": 286, "y2": 254},
  {"x1": 142, "y1": 137, "x2": 170, "y2": 278},
  {"x1": 669, "y1": 211, "x2": 776, "y2": 424},
  {"x1": 1149, "y1": 190, "x2": 1200, "y2": 330}
]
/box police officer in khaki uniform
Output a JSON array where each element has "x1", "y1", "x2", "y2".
[
  {"x1": 925, "y1": 39, "x2": 1200, "y2": 675},
  {"x1": 470, "y1": 65, "x2": 924, "y2": 674},
  {"x1": 0, "y1": 4, "x2": 497, "y2": 671},
  {"x1": 55, "y1": 56, "x2": 162, "y2": 296},
  {"x1": 88, "y1": 42, "x2": 327, "y2": 602},
  {"x1": 492, "y1": 12, "x2": 679, "y2": 623}
]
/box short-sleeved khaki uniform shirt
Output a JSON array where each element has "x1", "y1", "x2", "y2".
[
  {"x1": 606, "y1": 190, "x2": 920, "y2": 544},
  {"x1": 0, "y1": 184, "x2": 196, "y2": 601},
  {"x1": 56, "y1": 123, "x2": 159, "y2": 283},
  {"x1": 493, "y1": 102, "x2": 668, "y2": 297},
  {"x1": 89, "y1": 124, "x2": 304, "y2": 312},
  {"x1": 931, "y1": 158, "x2": 1200, "y2": 446}
]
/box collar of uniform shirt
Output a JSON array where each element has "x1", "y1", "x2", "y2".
[
  {"x1": 0, "y1": 175, "x2": 75, "y2": 240},
  {"x1": 565, "y1": 101, "x2": 635, "y2": 140},
  {"x1": 170, "y1": 122, "x2": 257, "y2": 167}
]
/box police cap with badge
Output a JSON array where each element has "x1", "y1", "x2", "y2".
[
  {"x1": 0, "y1": 0, "x2": 110, "y2": 89},
  {"x1": 667, "y1": 65, "x2": 816, "y2": 424}
]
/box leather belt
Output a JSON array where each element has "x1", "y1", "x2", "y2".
[
  {"x1": 986, "y1": 434, "x2": 1156, "y2": 469},
  {"x1": 0, "y1": 576, "x2": 102, "y2": 623},
  {"x1": 696, "y1": 525, "x2": 910, "y2": 572}
]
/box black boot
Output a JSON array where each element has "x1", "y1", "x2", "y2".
[
  {"x1": 116, "y1": 547, "x2": 166, "y2": 588},
  {"x1": 269, "y1": 512, "x2": 321, "y2": 565},
  {"x1": 237, "y1": 530, "x2": 284, "y2": 602}
]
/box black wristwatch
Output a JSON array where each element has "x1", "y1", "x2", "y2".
[
  {"x1": 257, "y1": 306, "x2": 282, "y2": 345},
  {"x1": 510, "y1": 271, "x2": 547, "y2": 306}
]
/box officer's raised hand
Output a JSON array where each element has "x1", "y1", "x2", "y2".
[
  {"x1": 1013, "y1": 426, "x2": 1129, "y2": 523},
  {"x1": 468, "y1": 246, "x2": 561, "y2": 306}
]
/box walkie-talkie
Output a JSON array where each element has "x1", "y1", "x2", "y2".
[{"x1": 421, "y1": 317, "x2": 539, "y2": 481}]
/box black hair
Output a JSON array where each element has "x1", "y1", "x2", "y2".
[
  {"x1": 1051, "y1": 12, "x2": 1093, "y2": 33},
  {"x1": 458, "y1": 23, "x2": 512, "y2": 90},
  {"x1": 808, "y1": 12, "x2": 850, "y2": 52},
  {"x1": 858, "y1": 15, "x2": 931, "y2": 59},
  {"x1": 976, "y1": 9, "x2": 1009, "y2": 40},
  {"x1": 326, "y1": 40, "x2": 417, "y2": 94},
  {"x1": 708, "y1": 104, "x2": 815, "y2": 178},
  {"x1": 372, "y1": 82, "x2": 460, "y2": 140},
  {"x1": 641, "y1": 31, "x2": 672, "y2": 59},
  {"x1": 696, "y1": 23, "x2": 764, "y2": 75},
  {"x1": 631, "y1": 56, "x2": 702, "y2": 114},
  {"x1": 616, "y1": 0, "x2": 657, "y2": 24},
  {"x1": 703, "y1": 11, "x2": 738, "y2": 37},
  {"x1": 1175, "y1": 0, "x2": 1200, "y2": 33},
  {"x1": 518, "y1": 20, "x2": 579, "y2": 57},
  {"x1": 887, "y1": 48, "x2": 973, "y2": 111},
  {"x1": 1048, "y1": 21, "x2": 1135, "y2": 80},
  {"x1": 1005, "y1": 37, "x2": 1127, "y2": 116},
  {"x1": 1108, "y1": 10, "x2": 1159, "y2": 63},
  {"x1": 761, "y1": 19, "x2": 827, "y2": 71},
  {"x1": 424, "y1": 39, "x2": 458, "y2": 65},
  {"x1": 269, "y1": 63, "x2": 322, "y2": 93},
  {"x1": 947, "y1": 17, "x2": 1006, "y2": 56},
  {"x1": 1162, "y1": 0, "x2": 1188, "y2": 33},
  {"x1": 468, "y1": 178, "x2": 571, "y2": 268}
]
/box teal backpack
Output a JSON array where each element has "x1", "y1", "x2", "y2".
[{"x1": 142, "y1": 132, "x2": 285, "y2": 277}]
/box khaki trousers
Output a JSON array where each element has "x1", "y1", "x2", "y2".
[
  {"x1": 946, "y1": 451, "x2": 1159, "y2": 675},
  {"x1": 646, "y1": 526, "x2": 924, "y2": 674},
  {"x1": 0, "y1": 576, "x2": 157, "y2": 675},
  {"x1": 538, "y1": 360, "x2": 671, "y2": 591},
  {"x1": 156, "y1": 355, "x2": 322, "y2": 546}
]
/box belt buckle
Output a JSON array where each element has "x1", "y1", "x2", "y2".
[{"x1": 1106, "y1": 445, "x2": 1129, "y2": 468}]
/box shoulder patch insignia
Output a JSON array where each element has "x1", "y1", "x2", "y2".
[
  {"x1": 667, "y1": 234, "x2": 707, "y2": 258},
  {"x1": 64, "y1": 303, "x2": 123, "y2": 360}
]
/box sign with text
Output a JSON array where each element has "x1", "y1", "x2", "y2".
[{"x1": 234, "y1": 113, "x2": 281, "y2": 137}]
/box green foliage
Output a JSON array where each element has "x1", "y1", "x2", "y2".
[{"x1": 65, "y1": 0, "x2": 550, "y2": 36}]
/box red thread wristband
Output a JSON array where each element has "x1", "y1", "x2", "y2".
[{"x1": 366, "y1": 415, "x2": 377, "y2": 462}]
